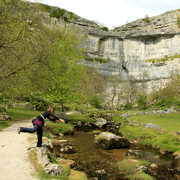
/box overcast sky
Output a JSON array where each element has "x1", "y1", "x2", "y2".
[{"x1": 29, "y1": 0, "x2": 180, "y2": 29}]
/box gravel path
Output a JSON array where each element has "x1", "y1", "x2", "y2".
[{"x1": 0, "y1": 120, "x2": 39, "y2": 180}]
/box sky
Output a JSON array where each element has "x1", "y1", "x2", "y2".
[{"x1": 29, "y1": 0, "x2": 180, "y2": 29}]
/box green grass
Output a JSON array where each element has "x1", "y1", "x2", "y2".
[
  {"x1": 147, "y1": 54, "x2": 180, "y2": 63},
  {"x1": 126, "y1": 172, "x2": 153, "y2": 180},
  {"x1": 45, "y1": 121, "x2": 74, "y2": 135},
  {"x1": 0, "y1": 106, "x2": 43, "y2": 130},
  {"x1": 129, "y1": 113, "x2": 180, "y2": 132},
  {"x1": 116, "y1": 115, "x2": 180, "y2": 152},
  {"x1": 116, "y1": 159, "x2": 153, "y2": 180},
  {"x1": 68, "y1": 113, "x2": 95, "y2": 123},
  {"x1": 7, "y1": 106, "x2": 43, "y2": 121}
]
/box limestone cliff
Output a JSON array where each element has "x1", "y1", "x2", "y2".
[{"x1": 43, "y1": 6, "x2": 180, "y2": 98}]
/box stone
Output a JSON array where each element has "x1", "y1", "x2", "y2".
[
  {"x1": 36, "y1": 147, "x2": 50, "y2": 167},
  {"x1": 0, "y1": 113, "x2": 11, "y2": 120},
  {"x1": 59, "y1": 144, "x2": 76, "y2": 154},
  {"x1": 57, "y1": 158, "x2": 76, "y2": 168},
  {"x1": 42, "y1": 137, "x2": 53, "y2": 149},
  {"x1": 125, "y1": 149, "x2": 142, "y2": 158},
  {"x1": 51, "y1": 139, "x2": 67, "y2": 147},
  {"x1": 95, "y1": 132, "x2": 130, "y2": 149},
  {"x1": 171, "y1": 155, "x2": 180, "y2": 169},
  {"x1": 93, "y1": 169, "x2": 106, "y2": 179},
  {"x1": 55, "y1": 112, "x2": 69, "y2": 123},
  {"x1": 94, "y1": 118, "x2": 107, "y2": 128},
  {"x1": 149, "y1": 163, "x2": 158, "y2": 170},
  {"x1": 144, "y1": 123, "x2": 161, "y2": 129},
  {"x1": 136, "y1": 166, "x2": 148, "y2": 173},
  {"x1": 44, "y1": 163, "x2": 63, "y2": 176}
]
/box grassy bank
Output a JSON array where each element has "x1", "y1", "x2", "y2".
[
  {"x1": 114, "y1": 113, "x2": 180, "y2": 154},
  {"x1": 130, "y1": 113, "x2": 180, "y2": 132}
]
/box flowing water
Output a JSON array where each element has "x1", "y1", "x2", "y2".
[{"x1": 55, "y1": 131, "x2": 172, "y2": 179}]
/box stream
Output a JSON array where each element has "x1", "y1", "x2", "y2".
[{"x1": 55, "y1": 131, "x2": 172, "y2": 179}]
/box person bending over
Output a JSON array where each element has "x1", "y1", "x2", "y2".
[{"x1": 18, "y1": 107, "x2": 65, "y2": 147}]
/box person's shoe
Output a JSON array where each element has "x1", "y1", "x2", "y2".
[{"x1": 17, "y1": 127, "x2": 20, "y2": 134}]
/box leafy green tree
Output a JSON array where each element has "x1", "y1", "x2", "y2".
[
  {"x1": 0, "y1": 0, "x2": 58, "y2": 105},
  {"x1": 44, "y1": 28, "x2": 88, "y2": 111},
  {"x1": 0, "y1": 1, "x2": 46, "y2": 89}
]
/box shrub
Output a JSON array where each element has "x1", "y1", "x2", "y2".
[
  {"x1": 89, "y1": 95, "x2": 102, "y2": 109},
  {"x1": 143, "y1": 15, "x2": 150, "y2": 23},
  {"x1": 50, "y1": 8, "x2": 65, "y2": 19},
  {"x1": 23, "y1": 92, "x2": 49, "y2": 111},
  {"x1": 137, "y1": 95, "x2": 147, "y2": 110},
  {"x1": 101, "y1": 27, "x2": 109, "y2": 31}
]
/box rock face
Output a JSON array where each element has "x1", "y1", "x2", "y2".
[
  {"x1": 95, "y1": 132, "x2": 130, "y2": 149},
  {"x1": 44, "y1": 7, "x2": 180, "y2": 100},
  {"x1": 81, "y1": 10, "x2": 180, "y2": 95}
]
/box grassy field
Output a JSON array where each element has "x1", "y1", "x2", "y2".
[{"x1": 129, "y1": 113, "x2": 180, "y2": 133}]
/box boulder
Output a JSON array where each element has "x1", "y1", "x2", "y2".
[
  {"x1": 95, "y1": 132, "x2": 130, "y2": 149},
  {"x1": 44, "y1": 163, "x2": 63, "y2": 176},
  {"x1": 55, "y1": 112, "x2": 69, "y2": 123},
  {"x1": 94, "y1": 118, "x2": 107, "y2": 128},
  {"x1": 171, "y1": 155, "x2": 180, "y2": 169}
]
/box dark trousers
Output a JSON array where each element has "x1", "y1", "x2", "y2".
[{"x1": 20, "y1": 124, "x2": 43, "y2": 147}]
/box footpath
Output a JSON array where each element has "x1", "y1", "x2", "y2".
[{"x1": 0, "y1": 120, "x2": 38, "y2": 180}]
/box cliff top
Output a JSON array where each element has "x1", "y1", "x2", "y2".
[{"x1": 112, "y1": 9, "x2": 180, "y2": 38}]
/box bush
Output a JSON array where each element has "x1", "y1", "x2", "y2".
[
  {"x1": 101, "y1": 27, "x2": 109, "y2": 31},
  {"x1": 23, "y1": 92, "x2": 49, "y2": 111},
  {"x1": 143, "y1": 15, "x2": 150, "y2": 23},
  {"x1": 137, "y1": 95, "x2": 147, "y2": 110},
  {"x1": 122, "y1": 103, "x2": 132, "y2": 110},
  {"x1": 50, "y1": 8, "x2": 65, "y2": 19},
  {"x1": 89, "y1": 95, "x2": 102, "y2": 109}
]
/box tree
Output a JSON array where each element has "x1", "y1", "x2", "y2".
[
  {"x1": 122, "y1": 75, "x2": 138, "y2": 109},
  {"x1": 44, "y1": 28, "x2": 88, "y2": 111},
  {"x1": 0, "y1": 0, "x2": 52, "y2": 100},
  {"x1": 85, "y1": 68, "x2": 106, "y2": 103},
  {"x1": 107, "y1": 75, "x2": 122, "y2": 109}
]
